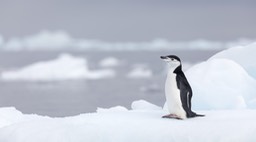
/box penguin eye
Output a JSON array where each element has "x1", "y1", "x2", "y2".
[{"x1": 171, "y1": 58, "x2": 174, "y2": 61}]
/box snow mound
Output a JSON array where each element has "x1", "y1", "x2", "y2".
[
  {"x1": 1, "y1": 102, "x2": 256, "y2": 142},
  {"x1": 210, "y1": 42, "x2": 256, "y2": 79},
  {"x1": 96, "y1": 106, "x2": 128, "y2": 113},
  {"x1": 127, "y1": 66, "x2": 152, "y2": 78},
  {"x1": 1, "y1": 54, "x2": 115, "y2": 81},
  {"x1": 182, "y1": 62, "x2": 194, "y2": 71},
  {"x1": 0, "y1": 107, "x2": 24, "y2": 128},
  {"x1": 99, "y1": 57, "x2": 120, "y2": 67},
  {"x1": 186, "y1": 58, "x2": 256, "y2": 110},
  {"x1": 131, "y1": 100, "x2": 162, "y2": 110}
]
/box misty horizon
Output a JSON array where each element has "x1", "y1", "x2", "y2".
[{"x1": 1, "y1": 0, "x2": 256, "y2": 42}]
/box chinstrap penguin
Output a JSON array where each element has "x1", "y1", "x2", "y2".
[{"x1": 160, "y1": 55, "x2": 204, "y2": 120}]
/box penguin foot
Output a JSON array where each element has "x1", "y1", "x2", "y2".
[{"x1": 162, "y1": 114, "x2": 183, "y2": 120}]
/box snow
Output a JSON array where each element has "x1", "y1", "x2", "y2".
[
  {"x1": 210, "y1": 42, "x2": 256, "y2": 79},
  {"x1": 181, "y1": 62, "x2": 194, "y2": 71},
  {"x1": 96, "y1": 106, "x2": 128, "y2": 113},
  {"x1": 0, "y1": 101, "x2": 256, "y2": 142},
  {"x1": 1, "y1": 54, "x2": 115, "y2": 81},
  {"x1": 3, "y1": 30, "x2": 73, "y2": 51},
  {"x1": 99, "y1": 57, "x2": 120, "y2": 67},
  {"x1": 186, "y1": 58, "x2": 256, "y2": 110},
  {"x1": 127, "y1": 66, "x2": 153, "y2": 78},
  {"x1": 184, "y1": 42, "x2": 256, "y2": 110},
  {"x1": 1, "y1": 30, "x2": 255, "y2": 51}
]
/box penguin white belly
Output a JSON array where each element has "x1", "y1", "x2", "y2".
[{"x1": 165, "y1": 73, "x2": 186, "y2": 119}]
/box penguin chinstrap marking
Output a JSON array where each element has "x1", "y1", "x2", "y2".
[{"x1": 160, "y1": 55, "x2": 204, "y2": 120}]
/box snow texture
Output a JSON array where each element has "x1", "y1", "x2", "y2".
[
  {"x1": 0, "y1": 101, "x2": 256, "y2": 142},
  {"x1": 186, "y1": 59, "x2": 256, "y2": 110},
  {"x1": 1, "y1": 54, "x2": 115, "y2": 81},
  {"x1": 185, "y1": 42, "x2": 256, "y2": 110},
  {"x1": 210, "y1": 42, "x2": 256, "y2": 79}
]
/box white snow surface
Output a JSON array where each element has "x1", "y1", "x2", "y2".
[
  {"x1": 185, "y1": 42, "x2": 256, "y2": 110},
  {"x1": 210, "y1": 42, "x2": 256, "y2": 79},
  {"x1": 186, "y1": 59, "x2": 256, "y2": 110},
  {"x1": 0, "y1": 101, "x2": 256, "y2": 142},
  {"x1": 1, "y1": 54, "x2": 115, "y2": 81}
]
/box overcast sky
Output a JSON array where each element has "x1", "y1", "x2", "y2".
[{"x1": 0, "y1": 0, "x2": 256, "y2": 41}]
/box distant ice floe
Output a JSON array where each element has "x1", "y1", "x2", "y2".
[
  {"x1": 0, "y1": 30, "x2": 255, "y2": 51},
  {"x1": 127, "y1": 65, "x2": 153, "y2": 79},
  {"x1": 96, "y1": 106, "x2": 128, "y2": 113},
  {"x1": 1, "y1": 54, "x2": 115, "y2": 81},
  {"x1": 2, "y1": 31, "x2": 73, "y2": 51},
  {"x1": 99, "y1": 57, "x2": 120, "y2": 67},
  {"x1": 186, "y1": 42, "x2": 256, "y2": 110}
]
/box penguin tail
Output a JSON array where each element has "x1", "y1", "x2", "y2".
[
  {"x1": 187, "y1": 111, "x2": 205, "y2": 118},
  {"x1": 188, "y1": 112, "x2": 205, "y2": 118},
  {"x1": 195, "y1": 114, "x2": 205, "y2": 117}
]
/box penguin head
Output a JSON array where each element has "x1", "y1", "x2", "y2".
[{"x1": 160, "y1": 55, "x2": 181, "y2": 69}]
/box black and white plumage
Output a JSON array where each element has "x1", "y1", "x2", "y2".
[{"x1": 160, "y1": 55, "x2": 204, "y2": 119}]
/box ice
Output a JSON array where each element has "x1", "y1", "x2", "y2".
[
  {"x1": 96, "y1": 106, "x2": 128, "y2": 113},
  {"x1": 4, "y1": 30, "x2": 73, "y2": 50},
  {"x1": 99, "y1": 57, "x2": 120, "y2": 67},
  {"x1": 3, "y1": 38, "x2": 24, "y2": 51},
  {"x1": 0, "y1": 101, "x2": 256, "y2": 142},
  {"x1": 24, "y1": 30, "x2": 72, "y2": 49},
  {"x1": 210, "y1": 42, "x2": 256, "y2": 79},
  {"x1": 185, "y1": 42, "x2": 256, "y2": 110},
  {"x1": 127, "y1": 66, "x2": 152, "y2": 78},
  {"x1": 1, "y1": 54, "x2": 115, "y2": 81},
  {"x1": 1, "y1": 30, "x2": 255, "y2": 51},
  {"x1": 0, "y1": 107, "x2": 25, "y2": 128},
  {"x1": 186, "y1": 58, "x2": 256, "y2": 110},
  {"x1": 181, "y1": 62, "x2": 194, "y2": 71}
]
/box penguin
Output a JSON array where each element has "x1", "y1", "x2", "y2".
[{"x1": 160, "y1": 55, "x2": 204, "y2": 120}]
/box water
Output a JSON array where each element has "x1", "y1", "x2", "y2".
[{"x1": 0, "y1": 50, "x2": 219, "y2": 117}]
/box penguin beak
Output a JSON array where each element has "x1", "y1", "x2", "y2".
[
  {"x1": 160, "y1": 56, "x2": 166, "y2": 59},
  {"x1": 160, "y1": 56, "x2": 167, "y2": 59}
]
